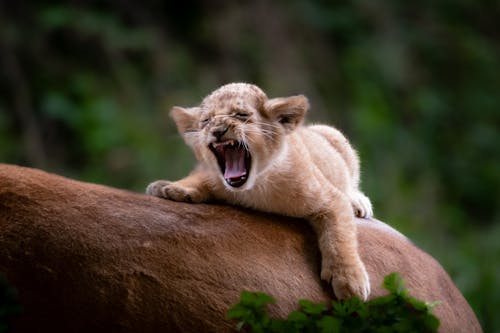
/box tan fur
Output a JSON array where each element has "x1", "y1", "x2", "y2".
[
  {"x1": 147, "y1": 83, "x2": 373, "y2": 300},
  {"x1": 0, "y1": 164, "x2": 482, "y2": 332}
]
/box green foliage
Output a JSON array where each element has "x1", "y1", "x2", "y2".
[
  {"x1": 227, "y1": 273, "x2": 439, "y2": 333},
  {"x1": 0, "y1": 274, "x2": 22, "y2": 333}
]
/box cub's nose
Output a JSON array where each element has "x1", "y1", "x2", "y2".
[{"x1": 212, "y1": 127, "x2": 228, "y2": 141}]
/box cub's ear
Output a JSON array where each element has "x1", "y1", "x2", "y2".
[
  {"x1": 169, "y1": 106, "x2": 200, "y2": 134},
  {"x1": 264, "y1": 95, "x2": 309, "y2": 132}
]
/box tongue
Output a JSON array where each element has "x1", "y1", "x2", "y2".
[{"x1": 224, "y1": 147, "x2": 247, "y2": 179}]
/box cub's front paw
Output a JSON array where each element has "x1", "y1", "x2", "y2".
[
  {"x1": 321, "y1": 258, "x2": 370, "y2": 301},
  {"x1": 146, "y1": 180, "x2": 171, "y2": 198},
  {"x1": 146, "y1": 180, "x2": 200, "y2": 203}
]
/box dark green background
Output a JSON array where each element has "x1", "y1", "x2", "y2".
[{"x1": 1, "y1": 1, "x2": 498, "y2": 331}]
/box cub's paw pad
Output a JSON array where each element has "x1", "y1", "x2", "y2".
[
  {"x1": 163, "y1": 185, "x2": 195, "y2": 203},
  {"x1": 322, "y1": 261, "x2": 370, "y2": 301},
  {"x1": 146, "y1": 181, "x2": 194, "y2": 202},
  {"x1": 146, "y1": 180, "x2": 172, "y2": 197}
]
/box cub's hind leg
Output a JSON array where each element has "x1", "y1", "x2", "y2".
[
  {"x1": 349, "y1": 190, "x2": 373, "y2": 218},
  {"x1": 308, "y1": 125, "x2": 360, "y2": 185},
  {"x1": 309, "y1": 125, "x2": 373, "y2": 219}
]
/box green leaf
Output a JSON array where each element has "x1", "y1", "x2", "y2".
[
  {"x1": 408, "y1": 297, "x2": 428, "y2": 311},
  {"x1": 318, "y1": 315, "x2": 341, "y2": 333},
  {"x1": 425, "y1": 300, "x2": 441, "y2": 311},
  {"x1": 331, "y1": 297, "x2": 363, "y2": 317},
  {"x1": 240, "y1": 291, "x2": 276, "y2": 307},
  {"x1": 269, "y1": 320, "x2": 289, "y2": 333},
  {"x1": 226, "y1": 304, "x2": 249, "y2": 319},
  {"x1": 383, "y1": 272, "x2": 406, "y2": 295},
  {"x1": 235, "y1": 320, "x2": 246, "y2": 331},
  {"x1": 423, "y1": 314, "x2": 441, "y2": 331},
  {"x1": 298, "y1": 299, "x2": 326, "y2": 315},
  {"x1": 288, "y1": 310, "x2": 308, "y2": 323},
  {"x1": 367, "y1": 294, "x2": 394, "y2": 307}
]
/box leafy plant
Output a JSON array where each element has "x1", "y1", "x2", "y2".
[{"x1": 227, "y1": 272, "x2": 439, "y2": 333}]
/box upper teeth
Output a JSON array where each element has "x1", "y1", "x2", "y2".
[{"x1": 212, "y1": 140, "x2": 236, "y2": 148}]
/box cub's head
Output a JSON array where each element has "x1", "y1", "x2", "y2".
[{"x1": 171, "y1": 83, "x2": 309, "y2": 190}]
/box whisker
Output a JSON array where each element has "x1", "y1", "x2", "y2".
[
  {"x1": 246, "y1": 134, "x2": 280, "y2": 145},
  {"x1": 245, "y1": 133, "x2": 278, "y2": 142},
  {"x1": 243, "y1": 133, "x2": 277, "y2": 143},
  {"x1": 243, "y1": 128, "x2": 278, "y2": 139},
  {"x1": 251, "y1": 121, "x2": 282, "y2": 128},
  {"x1": 244, "y1": 125, "x2": 278, "y2": 133}
]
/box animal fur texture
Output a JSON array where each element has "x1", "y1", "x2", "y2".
[
  {"x1": 147, "y1": 83, "x2": 373, "y2": 300},
  {"x1": 0, "y1": 164, "x2": 483, "y2": 332}
]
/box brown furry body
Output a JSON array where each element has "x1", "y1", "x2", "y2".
[
  {"x1": 147, "y1": 83, "x2": 373, "y2": 300},
  {"x1": 0, "y1": 164, "x2": 483, "y2": 332}
]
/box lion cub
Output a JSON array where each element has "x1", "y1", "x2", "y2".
[{"x1": 147, "y1": 83, "x2": 373, "y2": 300}]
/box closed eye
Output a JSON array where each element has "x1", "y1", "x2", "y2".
[
  {"x1": 234, "y1": 112, "x2": 250, "y2": 120},
  {"x1": 200, "y1": 118, "x2": 210, "y2": 127}
]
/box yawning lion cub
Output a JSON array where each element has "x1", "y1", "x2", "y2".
[{"x1": 147, "y1": 83, "x2": 373, "y2": 300}]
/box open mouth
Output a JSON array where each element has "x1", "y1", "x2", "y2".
[{"x1": 209, "y1": 140, "x2": 251, "y2": 188}]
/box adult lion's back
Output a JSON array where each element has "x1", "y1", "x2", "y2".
[{"x1": 0, "y1": 164, "x2": 481, "y2": 332}]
